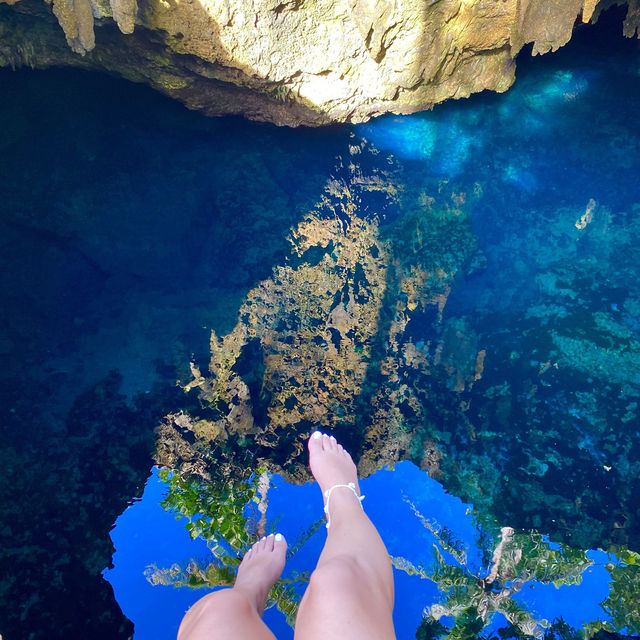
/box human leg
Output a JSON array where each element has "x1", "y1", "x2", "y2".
[
  {"x1": 294, "y1": 433, "x2": 396, "y2": 640},
  {"x1": 178, "y1": 533, "x2": 287, "y2": 640}
]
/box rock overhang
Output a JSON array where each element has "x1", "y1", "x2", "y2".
[{"x1": 0, "y1": 0, "x2": 639, "y2": 126}]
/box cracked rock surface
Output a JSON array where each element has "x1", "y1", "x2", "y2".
[{"x1": 0, "y1": 0, "x2": 639, "y2": 124}]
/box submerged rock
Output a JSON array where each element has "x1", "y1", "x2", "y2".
[
  {"x1": 0, "y1": 0, "x2": 639, "y2": 125},
  {"x1": 154, "y1": 149, "x2": 640, "y2": 556}
]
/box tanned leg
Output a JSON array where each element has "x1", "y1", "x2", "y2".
[
  {"x1": 178, "y1": 533, "x2": 287, "y2": 640},
  {"x1": 294, "y1": 432, "x2": 396, "y2": 640}
]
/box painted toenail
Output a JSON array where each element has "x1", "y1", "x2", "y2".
[
  {"x1": 268, "y1": 533, "x2": 274, "y2": 537},
  {"x1": 261, "y1": 536, "x2": 266, "y2": 541},
  {"x1": 275, "y1": 533, "x2": 283, "y2": 541},
  {"x1": 312, "y1": 431, "x2": 322, "y2": 439}
]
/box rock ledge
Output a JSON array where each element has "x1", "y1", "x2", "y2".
[{"x1": 1, "y1": 0, "x2": 639, "y2": 125}]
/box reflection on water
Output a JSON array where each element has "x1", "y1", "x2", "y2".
[
  {"x1": 106, "y1": 463, "x2": 637, "y2": 640},
  {"x1": 1, "y1": 8, "x2": 640, "y2": 640}
]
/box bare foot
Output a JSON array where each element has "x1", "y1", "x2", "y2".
[
  {"x1": 233, "y1": 533, "x2": 287, "y2": 616},
  {"x1": 308, "y1": 431, "x2": 360, "y2": 508}
]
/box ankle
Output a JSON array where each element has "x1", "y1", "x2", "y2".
[
  {"x1": 324, "y1": 483, "x2": 365, "y2": 529},
  {"x1": 232, "y1": 582, "x2": 268, "y2": 616}
]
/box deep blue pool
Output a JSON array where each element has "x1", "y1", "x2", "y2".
[{"x1": 1, "y1": 7, "x2": 639, "y2": 640}]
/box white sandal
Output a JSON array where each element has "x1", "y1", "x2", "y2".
[{"x1": 323, "y1": 482, "x2": 365, "y2": 529}]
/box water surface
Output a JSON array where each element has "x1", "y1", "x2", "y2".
[{"x1": 1, "y1": 8, "x2": 639, "y2": 639}]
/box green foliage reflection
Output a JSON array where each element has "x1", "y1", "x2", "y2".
[
  {"x1": 145, "y1": 469, "x2": 321, "y2": 626},
  {"x1": 583, "y1": 549, "x2": 640, "y2": 637},
  {"x1": 158, "y1": 468, "x2": 259, "y2": 551},
  {"x1": 397, "y1": 500, "x2": 594, "y2": 639},
  {"x1": 400, "y1": 500, "x2": 640, "y2": 639}
]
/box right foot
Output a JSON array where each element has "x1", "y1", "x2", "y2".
[
  {"x1": 233, "y1": 533, "x2": 287, "y2": 616},
  {"x1": 308, "y1": 431, "x2": 360, "y2": 499}
]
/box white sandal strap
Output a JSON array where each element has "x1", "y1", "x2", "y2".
[{"x1": 323, "y1": 482, "x2": 365, "y2": 529}]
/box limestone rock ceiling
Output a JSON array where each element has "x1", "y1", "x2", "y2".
[{"x1": 0, "y1": 0, "x2": 639, "y2": 124}]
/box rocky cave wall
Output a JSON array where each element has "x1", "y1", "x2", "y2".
[{"x1": 0, "y1": 0, "x2": 639, "y2": 126}]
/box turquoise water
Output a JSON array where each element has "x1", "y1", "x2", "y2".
[{"x1": 1, "y1": 7, "x2": 640, "y2": 639}]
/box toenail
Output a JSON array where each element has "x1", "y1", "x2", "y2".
[
  {"x1": 261, "y1": 536, "x2": 266, "y2": 541},
  {"x1": 312, "y1": 431, "x2": 322, "y2": 439},
  {"x1": 268, "y1": 533, "x2": 274, "y2": 537},
  {"x1": 275, "y1": 533, "x2": 283, "y2": 541}
]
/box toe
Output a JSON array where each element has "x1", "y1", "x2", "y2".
[
  {"x1": 325, "y1": 434, "x2": 339, "y2": 451},
  {"x1": 274, "y1": 533, "x2": 287, "y2": 553},
  {"x1": 308, "y1": 430, "x2": 323, "y2": 455},
  {"x1": 266, "y1": 534, "x2": 275, "y2": 551},
  {"x1": 322, "y1": 433, "x2": 332, "y2": 450}
]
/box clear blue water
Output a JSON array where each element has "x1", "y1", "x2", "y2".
[
  {"x1": 104, "y1": 464, "x2": 617, "y2": 640},
  {"x1": 1, "y1": 7, "x2": 640, "y2": 640}
]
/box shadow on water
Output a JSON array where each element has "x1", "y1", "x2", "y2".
[{"x1": 0, "y1": 67, "x2": 350, "y2": 639}]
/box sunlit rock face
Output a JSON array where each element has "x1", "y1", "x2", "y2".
[{"x1": 0, "y1": 0, "x2": 638, "y2": 125}]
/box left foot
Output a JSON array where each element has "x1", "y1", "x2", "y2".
[{"x1": 233, "y1": 533, "x2": 287, "y2": 616}]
